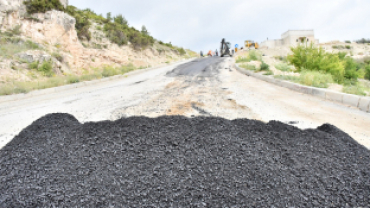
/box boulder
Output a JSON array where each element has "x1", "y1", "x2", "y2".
[{"x1": 15, "y1": 50, "x2": 51, "y2": 63}]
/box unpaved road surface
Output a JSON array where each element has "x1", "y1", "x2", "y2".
[
  {"x1": 1, "y1": 57, "x2": 370, "y2": 207},
  {"x1": 0, "y1": 57, "x2": 369, "y2": 149}
]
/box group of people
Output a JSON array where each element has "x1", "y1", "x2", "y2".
[{"x1": 200, "y1": 50, "x2": 218, "y2": 57}]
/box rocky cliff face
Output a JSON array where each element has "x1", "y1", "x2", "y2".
[{"x1": 0, "y1": 0, "x2": 186, "y2": 82}]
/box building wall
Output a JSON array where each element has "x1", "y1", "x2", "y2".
[
  {"x1": 282, "y1": 30, "x2": 315, "y2": 47},
  {"x1": 260, "y1": 30, "x2": 319, "y2": 48},
  {"x1": 260, "y1": 39, "x2": 283, "y2": 48}
]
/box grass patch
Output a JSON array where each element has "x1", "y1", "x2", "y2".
[
  {"x1": 239, "y1": 64, "x2": 256, "y2": 71},
  {"x1": 0, "y1": 36, "x2": 40, "y2": 59},
  {"x1": 342, "y1": 80, "x2": 370, "y2": 96},
  {"x1": 67, "y1": 75, "x2": 80, "y2": 83},
  {"x1": 274, "y1": 75, "x2": 300, "y2": 83},
  {"x1": 275, "y1": 63, "x2": 292, "y2": 72},
  {"x1": 236, "y1": 50, "x2": 262, "y2": 63},
  {"x1": 0, "y1": 43, "x2": 29, "y2": 58},
  {"x1": 342, "y1": 83, "x2": 366, "y2": 96},
  {"x1": 299, "y1": 70, "x2": 334, "y2": 88},
  {"x1": 0, "y1": 63, "x2": 137, "y2": 96},
  {"x1": 235, "y1": 56, "x2": 251, "y2": 63},
  {"x1": 274, "y1": 70, "x2": 334, "y2": 88},
  {"x1": 263, "y1": 70, "x2": 274, "y2": 75}
]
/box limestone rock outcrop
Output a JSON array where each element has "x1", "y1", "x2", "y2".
[{"x1": 0, "y1": 0, "x2": 186, "y2": 82}]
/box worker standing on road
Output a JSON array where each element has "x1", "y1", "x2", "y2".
[
  {"x1": 215, "y1": 49, "x2": 218, "y2": 56},
  {"x1": 200, "y1": 51, "x2": 203, "y2": 57}
]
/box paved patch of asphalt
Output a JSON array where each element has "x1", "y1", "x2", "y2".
[
  {"x1": 166, "y1": 57, "x2": 225, "y2": 77},
  {"x1": 0, "y1": 113, "x2": 369, "y2": 207}
]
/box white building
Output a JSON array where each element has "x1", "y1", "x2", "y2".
[{"x1": 260, "y1": 30, "x2": 319, "y2": 49}]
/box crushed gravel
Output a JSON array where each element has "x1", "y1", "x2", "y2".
[{"x1": 0, "y1": 113, "x2": 369, "y2": 207}]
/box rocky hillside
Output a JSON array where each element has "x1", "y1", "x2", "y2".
[{"x1": 0, "y1": 0, "x2": 196, "y2": 83}]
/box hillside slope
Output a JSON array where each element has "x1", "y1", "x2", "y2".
[{"x1": 0, "y1": 0, "x2": 196, "y2": 90}]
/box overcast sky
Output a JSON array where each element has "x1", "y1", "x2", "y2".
[{"x1": 69, "y1": 0, "x2": 370, "y2": 52}]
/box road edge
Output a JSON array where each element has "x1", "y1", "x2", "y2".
[
  {"x1": 0, "y1": 58, "x2": 196, "y2": 103},
  {"x1": 234, "y1": 63, "x2": 370, "y2": 113}
]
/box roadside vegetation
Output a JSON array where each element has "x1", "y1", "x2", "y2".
[
  {"x1": 287, "y1": 43, "x2": 370, "y2": 82},
  {"x1": 275, "y1": 70, "x2": 334, "y2": 88},
  {"x1": 235, "y1": 43, "x2": 370, "y2": 96},
  {"x1": 270, "y1": 43, "x2": 370, "y2": 95},
  {"x1": 236, "y1": 50, "x2": 270, "y2": 73},
  {"x1": 0, "y1": 64, "x2": 137, "y2": 96}
]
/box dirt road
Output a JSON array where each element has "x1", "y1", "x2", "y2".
[{"x1": 0, "y1": 57, "x2": 369, "y2": 149}]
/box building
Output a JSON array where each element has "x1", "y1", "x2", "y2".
[{"x1": 260, "y1": 30, "x2": 319, "y2": 49}]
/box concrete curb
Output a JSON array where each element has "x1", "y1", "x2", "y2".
[
  {"x1": 0, "y1": 58, "x2": 195, "y2": 103},
  {"x1": 235, "y1": 63, "x2": 370, "y2": 113}
]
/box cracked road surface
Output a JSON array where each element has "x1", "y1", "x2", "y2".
[{"x1": 0, "y1": 57, "x2": 369, "y2": 149}]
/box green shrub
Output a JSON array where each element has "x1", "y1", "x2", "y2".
[
  {"x1": 343, "y1": 57, "x2": 359, "y2": 80},
  {"x1": 11, "y1": 25, "x2": 22, "y2": 36},
  {"x1": 28, "y1": 61, "x2": 39, "y2": 69},
  {"x1": 24, "y1": 0, "x2": 65, "y2": 14},
  {"x1": 337, "y1": 52, "x2": 347, "y2": 60},
  {"x1": 275, "y1": 63, "x2": 292, "y2": 72},
  {"x1": 345, "y1": 45, "x2": 351, "y2": 49},
  {"x1": 260, "y1": 61, "x2": 269, "y2": 70},
  {"x1": 102, "y1": 65, "x2": 119, "y2": 77},
  {"x1": 38, "y1": 61, "x2": 53, "y2": 76},
  {"x1": 345, "y1": 40, "x2": 351, "y2": 44},
  {"x1": 287, "y1": 43, "x2": 345, "y2": 83},
  {"x1": 332, "y1": 45, "x2": 338, "y2": 49},
  {"x1": 365, "y1": 64, "x2": 370, "y2": 80},
  {"x1": 177, "y1": 48, "x2": 186, "y2": 56}
]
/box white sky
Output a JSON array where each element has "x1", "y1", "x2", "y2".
[{"x1": 69, "y1": 0, "x2": 370, "y2": 52}]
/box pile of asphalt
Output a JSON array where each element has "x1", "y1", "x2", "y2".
[{"x1": 0, "y1": 113, "x2": 369, "y2": 207}]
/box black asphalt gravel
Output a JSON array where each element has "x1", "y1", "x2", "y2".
[{"x1": 1, "y1": 113, "x2": 369, "y2": 207}]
